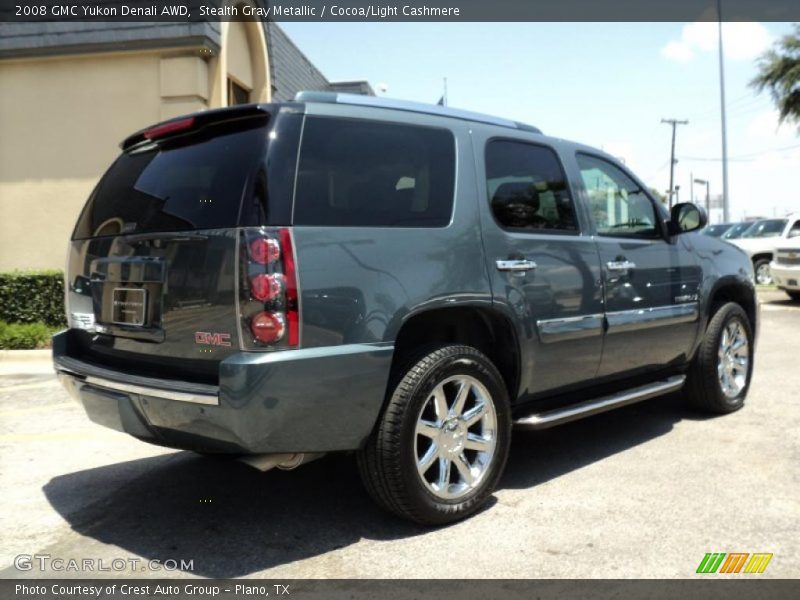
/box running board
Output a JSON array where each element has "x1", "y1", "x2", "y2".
[{"x1": 513, "y1": 375, "x2": 686, "y2": 430}]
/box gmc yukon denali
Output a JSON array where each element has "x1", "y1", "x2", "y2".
[{"x1": 55, "y1": 93, "x2": 758, "y2": 524}]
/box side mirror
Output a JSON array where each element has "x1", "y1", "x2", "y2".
[
  {"x1": 669, "y1": 202, "x2": 707, "y2": 235},
  {"x1": 788, "y1": 228, "x2": 800, "y2": 239}
]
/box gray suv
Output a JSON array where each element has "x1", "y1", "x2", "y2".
[{"x1": 55, "y1": 93, "x2": 758, "y2": 524}]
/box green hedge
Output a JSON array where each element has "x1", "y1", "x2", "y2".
[
  {"x1": 0, "y1": 321, "x2": 59, "y2": 350},
  {"x1": 0, "y1": 270, "x2": 66, "y2": 327}
]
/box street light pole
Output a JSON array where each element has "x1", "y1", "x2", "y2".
[
  {"x1": 694, "y1": 178, "x2": 710, "y2": 218},
  {"x1": 717, "y1": 0, "x2": 730, "y2": 222},
  {"x1": 662, "y1": 118, "x2": 689, "y2": 208}
]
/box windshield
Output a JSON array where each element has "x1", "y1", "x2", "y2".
[
  {"x1": 702, "y1": 224, "x2": 732, "y2": 238},
  {"x1": 722, "y1": 222, "x2": 754, "y2": 239},
  {"x1": 741, "y1": 219, "x2": 788, "y2": 239}
]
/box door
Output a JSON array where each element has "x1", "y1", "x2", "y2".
[
  {"x1": 574, "y1": 153, "x2": 701, "y2": 378},
  {"x1": 476, "y1": 136, "x2": 605, "y2": 396}
]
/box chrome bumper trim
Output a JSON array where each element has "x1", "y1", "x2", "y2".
[{"x1": 57, "y1": 369, "x2": 219, "y2": 406}]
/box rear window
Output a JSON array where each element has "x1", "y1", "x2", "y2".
[
  {"x1": 293, "y1": 117, "x2": 456, "y2": 227},
  {"x1": 73, "y1": 120, "x2": 268, "y2": 239}
]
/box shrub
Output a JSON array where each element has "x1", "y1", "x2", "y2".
[
  {"x1": 0, "y1": 270, "x2": 66, "y2": 327},
  {"x1": 0, "y1": 321, "x2": 58, "y2": 350}
]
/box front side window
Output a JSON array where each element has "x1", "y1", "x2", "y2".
[
  {"x1": 485, "y1": 140, "x2": 577, "y2": 232},
  {"x1": 577, "y1": 154, "x2": 659, "y2": 239},
  {"x1": 293, "y1": 117, "x2": 455, "y2": 227}
]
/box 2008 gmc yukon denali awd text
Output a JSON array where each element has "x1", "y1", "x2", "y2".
[{"x1": 54, "y1": 93, "x2": 758, "y2": 524}]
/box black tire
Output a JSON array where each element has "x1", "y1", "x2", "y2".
[
  {"x1": 753, "y1": 258, "x2": 772, "y2": 285},
  {"x1": 786, "y1": 290, "x2": 800, "y2": 302},
  {"x1": 684, "y1": 302, "x2": 754, "y2": 414},
  {"x1": 357, "y1": 344, "x2": 511, "y2": 525}
]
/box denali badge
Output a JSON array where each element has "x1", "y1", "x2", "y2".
[{"x1": 195, "y1": 332, "x2": 232, "y2": 347}]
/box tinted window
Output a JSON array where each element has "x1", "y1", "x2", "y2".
[
  {"x1": 577, "y1": 154, "x2": 659, "y2": 239},
  {"x1": 73, "y1": 120, "x2": 267, "y2": 239},
  {"x1": 722, "y1": 222, "x2": 752, "y2": 239},
  {"x1": 741, "y1": 219, "x2": 788, "y2": 238},
  {"x1": 485, "y1": 140, "x2": 577, "y2": 232},
  {"x1": 293, "y1": 117, "x2": 455, "y2": 227}
]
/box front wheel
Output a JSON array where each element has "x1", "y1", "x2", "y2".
[
  {"x1": 357, "y1": 344, "x2": 511, "y2": 525},
  {"x1": 754, "y1": 259, "x2": 772, "y2": 285},
  {"x1": 786, "y1": 290, "x2": 800, "y2": 302},
  {"x1": 684, "y1": 302, "x2": 754, "y2": 414}
]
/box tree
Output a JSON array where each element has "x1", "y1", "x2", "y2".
[{"x1": 751, "y1": 24, "x2": 800, "y2": 127}]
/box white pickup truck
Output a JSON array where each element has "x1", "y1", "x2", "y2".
[
  {"x1": 729, "y1": 214, "x2": 800, "y2": 285},
  {"x1": 771, "y1": 241, "x2": 800, "y2": 301}
]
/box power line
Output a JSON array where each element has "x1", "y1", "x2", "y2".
[
  {"x1": 678, "y1": 142, "x2": 800, "y2": 162},
  {"x1": 661, "y1": 118, "x2": 689, "y2": 208}
]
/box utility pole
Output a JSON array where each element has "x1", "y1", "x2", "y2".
[
  {"x1": 717, "y1": 0, "x2": 730, "y2": 222},
  {"x1": 662, "y1": 118, "x2": 689, "y2": 208}
]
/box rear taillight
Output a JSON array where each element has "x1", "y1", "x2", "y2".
[{"x1": 238, "y1": 228, "x2": 300, "y2": 350}]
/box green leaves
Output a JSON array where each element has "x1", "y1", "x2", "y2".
[
  {"x1": 0, "y1": 270, "x2": 66, "y2": 327},
  {"x1": 0, "y1": 321, "x2": 59, "y2": 349},
  {"x1": 751, "y1": 24, "x2": 800, "y2": 127}
]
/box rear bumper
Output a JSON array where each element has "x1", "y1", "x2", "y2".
[
  {"x1": 770, "y1": 263, "x2": 800, "y2": 290},
  {"x1": 53, "y1": 332, "x2": 394, "y2": 454}
]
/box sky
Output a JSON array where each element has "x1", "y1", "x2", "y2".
[{"x1": 281, "y1": 21, "x2": 799, "y2": 223}]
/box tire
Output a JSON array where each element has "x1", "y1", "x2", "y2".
[
  {"x1": 753, "y1": 258, "x2": 772, "y2": 285},
  {"x1": 357, "y1": 344, "x2": 511, "y2": 525},
  {"x1": 684, "y1": 302, "x2": 754, "y2": 414},
  {"x1": 786, "y1": 290, "x2": 800, "y2": 302}
]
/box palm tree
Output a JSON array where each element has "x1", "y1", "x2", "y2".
[{"x1": 751, "y1": 24, "x2": 800, "y2": 127}]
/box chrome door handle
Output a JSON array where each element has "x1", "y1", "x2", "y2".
[
  {"x1": 607, "y1": 260, "x2": 636, "y2": 271},
  {"x1": 496, "y1": 259, "x2": 537, "y2": 272}
]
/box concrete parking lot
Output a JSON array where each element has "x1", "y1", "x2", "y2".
[{"x1": 1, "y1": 289, "x2": 798, "y2": 579}]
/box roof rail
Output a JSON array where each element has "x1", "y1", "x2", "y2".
[{"x1": 294, "y1": 91, "x2": 542, "y2": 134}]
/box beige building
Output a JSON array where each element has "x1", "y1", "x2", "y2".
[{"x1": 0, "y1": 20, "x2": 371, "y2": 271}]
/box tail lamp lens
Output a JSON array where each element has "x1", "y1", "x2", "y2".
[
  {"x1": 250, "y1": 274, "x2": 283, "y2": 303},
  {"x1": 248, "y1": 237, "x2": 280, "y2": 265},
  {"x1": 250, "y1": 311, "x2": 286, "y2": 344}
]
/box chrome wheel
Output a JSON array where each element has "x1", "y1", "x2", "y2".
[
  {"x1": 414, "y1": 375, "x2": 497, "y2": 500},
  {"x1": 755, "y1": 262, "x2": 772, "y2": 285},
  {"x1": 717, "y1": 319, "x2": 749, "y2": 398}
]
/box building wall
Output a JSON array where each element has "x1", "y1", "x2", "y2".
[
  {"x1": 0, "y1": 22, "x2": 333, "y2": 271},
  {"x1": 0, "y1": 52, "x2": 188, "y2": 270}
]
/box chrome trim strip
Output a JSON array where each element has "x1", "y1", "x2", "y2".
[
  {"x1": 606, "y1": 303, "x2": 698, "y2": 334},
  {"x1": 80, "y1": 375, "x2": 219, "y2": 406},
  {"x1": 536, "y1": 313, "x2": 605, "y2": 344},
  {"x1": 514, "y1": 375, "x2": 686, "y2": 430}
]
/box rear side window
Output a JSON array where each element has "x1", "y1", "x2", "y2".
[
  {"x1": 73, "y1": 120, "x2": 267, "y2": 239},
  {"x1": 485, "y1": 140, "x2": 578, "y2": 232},
  {"x1": 293, "y1": 117, "x2": 456, "y2": 227}
]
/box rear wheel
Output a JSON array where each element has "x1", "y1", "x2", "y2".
[
  {"x1": 357, "y1": 344, "x2": 511, "y2": 525},
  {"x1": 753, "y1": 258, "x2": 772, "y2": 285},
  {"x1": 684, "y1": 302, "x2": 753, "y2": 414}
]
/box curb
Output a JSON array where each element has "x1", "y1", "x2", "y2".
[{"x1": 0, "y1": 349, "x2": 52, "y2": 362}]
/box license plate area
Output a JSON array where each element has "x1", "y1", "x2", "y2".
[{"x1": 111, "y1": 288, "x2": 147, "y2": 326}]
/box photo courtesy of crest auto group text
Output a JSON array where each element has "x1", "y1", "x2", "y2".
[{"x1": 1, "y1": 1, "x2": 799, "y2": 598}]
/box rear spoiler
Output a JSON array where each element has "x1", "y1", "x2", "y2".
[{"x1": 120, "y1": 104, "x2": 273, "y2": 152}]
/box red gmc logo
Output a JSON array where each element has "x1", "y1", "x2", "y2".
[{"x1": 194, "y1": 332, "x2": 232, "y2": 347}]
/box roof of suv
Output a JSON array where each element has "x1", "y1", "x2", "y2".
[{"x1": 295, "y1": 91, "x2": 543, "y2": 134}]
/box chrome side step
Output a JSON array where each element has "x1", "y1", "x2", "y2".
[{"x1": 513, "y1": 375, "x2": 686, "y2": 430}]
